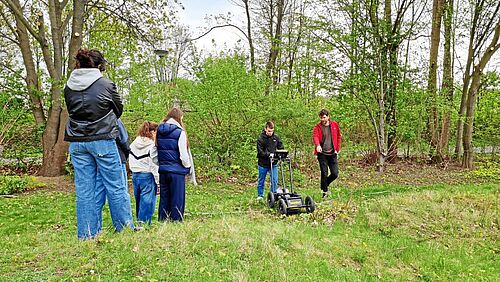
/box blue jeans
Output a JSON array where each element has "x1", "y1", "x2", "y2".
[
  {"x1": 96, "y1": 163, "x2": 129, "y2": 232},
  {"x1": 257, "y1": 165, "x2": 278, "y2": 197},
  {"x1": 132, "y1": 172, "x2": 157, "y2": 224},
  {"x1": 158, "y1": 173, "x2": 186, "y2": 222},
  {"x1": 69, "y1": 139, "x2": 134, "y2": 239}
]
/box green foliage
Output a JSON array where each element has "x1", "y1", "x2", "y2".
[
  {"x1": 180, "y1": 55, "x2": 264, "y2": 176},
  {"x1": 474, "y1": 71, "x2": 500, "y2": 148},
  {"x1": 396, "y1": 81, "x2": 429, "y2": 152},
  {"x1": 123, "y1": 62, "x2": 175, "y2": 124},
  {"x1": 0, "y1": 70, "x2": 37, "y2": 153},
  {"x1": 470, "y1": 160, "x2": 500, "y2": 181},
  {"x1": 177, "y1": 55, "x2": 326, "y2": 178},
  {"x1": 0, "y1": 176, "x2": 45, "y2": 195}
]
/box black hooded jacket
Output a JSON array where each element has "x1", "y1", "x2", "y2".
[
  {"x1": 256, "y1": 129, "x2": 284, "y2": 168},
  {"x1": 64, "y1": 68, "x2": 123, "y2": 142}
]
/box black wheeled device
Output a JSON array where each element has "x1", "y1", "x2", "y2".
[{"x1": 267, "y1": 149, "x2": 315, "y2": 215}]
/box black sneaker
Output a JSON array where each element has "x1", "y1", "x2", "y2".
[{"x1": 322, "y1": 192, "x2": 327, "y2": 199}]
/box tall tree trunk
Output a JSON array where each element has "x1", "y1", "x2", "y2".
[
  {"x1": 463, "y1": 21, "x2": 500, "y2": 168},
  {"x1": 438, "y1": 0, "x2": 454, "y2": 158},
  {"x1": 265, "y1": 0, "x2": 285, "y2": 87},
  {"x1": 286, "y1": 1, "x2": 304, "y2": 90},
  {"x1": 383, "y1": 0, "x2": 398, "y2": 162},
  {"x1": 11, "y1": 0, "x2": 45, "y2": 125},
  {"x1": 68, "y1": 0, "x2": 86, "y2": 74},
  {"x1": 3, "y1": 0, "x2": 87, "y2": 176},
  {"x1": 378, "y1": 56, "x2": 387, "y2": 173},
  {"x1": 455, "y1": 0, "x2": 480, "y2": 159},
  {"x1": 427, "y1": 0, "x2": 444, "y2": 162},
  {"x1": 386, "y1": 45, "x2": 398, "y2": 162},
  {"x1": 39, "y1": 0, "x2": 86, "y2": 176},
  {"x1": 243, "y1": 0, "x2": 255, "y2": 73}
]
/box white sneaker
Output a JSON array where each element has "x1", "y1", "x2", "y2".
[{"x1": 257, "y1": 196, "x2": 263, "y2": 201}]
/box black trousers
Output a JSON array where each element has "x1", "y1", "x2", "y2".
[{"x1": 317, "y1": 153, "x2": 339, "y2": 192}]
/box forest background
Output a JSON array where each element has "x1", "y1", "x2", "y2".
[
  {"x1": 0, "y1": 0, "x2": 499, "y2": 182},
  {"x1": 0, "y1": 1, "x2": 499, "y2": 280}
]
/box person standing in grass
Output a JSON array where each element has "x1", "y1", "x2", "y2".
[
  {"x1": 96, "y1": 118, "x2": 131, "y2": 232},
  {"x1": 313, "y1": 109, "x2": 341, "y2": 199},
  {"x1": 155, "y1": 108, "x2": 191, "y2": 222},
  {"x1": 64, "y1": 48, "x2": 134, "y2": 239},
  {"x1": 129, "y1": 121, "x2": 159, "y2": 225},
  {"x1": 256, "y1": 121, "x2": 284, "y2": 200}
]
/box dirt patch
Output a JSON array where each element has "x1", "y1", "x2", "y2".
[
  {"x1": 335, "y1": 160, "x2": 483, "y2": 188},
  {"x1": 32, "y1": 176, "x2": 75, "y2": 193}
]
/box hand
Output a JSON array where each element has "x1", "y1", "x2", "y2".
[{"x1": 316, "y1": 145, "x2": 322, "y2": 153}]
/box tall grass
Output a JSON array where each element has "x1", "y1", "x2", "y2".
[{"x1": 0, "y1": 182, "x2": 498, "y2": 281}]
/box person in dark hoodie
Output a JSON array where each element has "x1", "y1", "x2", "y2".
[
  {"x1": 256, "y1": 121, "x2": 284, "y2": 200},
  {"x1": 154, "y1": 108, "x2": 191, "y2": 222},
  {"x1": 64, "y1": 48, "x2": 134, "y2": 239},
  {"x1": 95, "y1": 118, "x2": 131, "y2": 233}
]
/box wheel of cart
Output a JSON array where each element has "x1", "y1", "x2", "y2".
[
  {"x1": 267, "y1": 191, "x2": 275, "y2": 208},
  {"x1": 278, "y1": 199, "x2": 287, "y2": 215}
]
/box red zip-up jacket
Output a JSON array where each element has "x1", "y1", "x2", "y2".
[{"x1": 313, "y1": 120, "x2": 341, "y2": 155}]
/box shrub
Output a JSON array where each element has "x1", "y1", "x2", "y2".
[{"x1": 0, "y1": 176, "x2": 45, "y2": 195}]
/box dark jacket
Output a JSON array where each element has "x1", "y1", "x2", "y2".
[
  {"x1": 257, "y1": 129, "x2": 284, "y2": 168},
  {"x1": 156, "y1": 122, "x2": 190, "y2": 175},
  {"x1": 116, "y1": 119, "x2": 130, "y2": 163},
  {"x1": 64, "y1": 68, "x2": 123, "y2": 142}
]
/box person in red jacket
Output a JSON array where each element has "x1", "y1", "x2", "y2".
[{"x1": 313, "y1": 109, "x2": 341, "y2": 198}]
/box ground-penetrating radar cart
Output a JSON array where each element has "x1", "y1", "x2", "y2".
[{"x1": 267, "y1": 150, "x2": 315, "y2": 215}]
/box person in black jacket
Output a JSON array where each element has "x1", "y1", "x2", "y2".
[
  {"x1": 256, "y1": 121, "x2": 284, "y2": 200},
  {"x1": 64, "y1": 48, "x2": 134, "y2": 239}
]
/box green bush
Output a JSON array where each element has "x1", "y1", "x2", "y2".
[
  {"x1": 178, "y1": 55, "x2": 326, "y2": 179},
  {"x1": 471, "y1": 161, "x2": 500, "y2": 181},
  {"x1": 0, "y1": 176, "x2": 45, "y2": 195}
]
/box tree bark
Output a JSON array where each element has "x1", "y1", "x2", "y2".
[
  {"x1": 2, "y1": 0, "x2": 87, "y2": 176},
  {"x1": 38, "y1": 108, "x2": 68, "y2": 176},
  {"x1": 427, "y1": 0, "x2": 444, "y2": 161},
  {"x1": 438, "y1": 0, "x2": 454, "y2": 159},
  {"x1": 384, "y1": 0, "x2": 400, "y2": 162},
  {"x1": 265, "y1": 0, "x2": 285, "y2": 87},
  {"x1": 11, "y1": 0, "x2": 45, "y2": 125},
  {"x1": 455, "y1": 0, "x2": 482, "y2": 159},
  {"x1": 463, "y1": 20, "x2": 500, "y2": 168},
  {"x1": 243, "y1": 0, "x2": 255, "y2": 73},
  {"x1": 68, "y1": 0, "x2": 86, "y2": 74}
]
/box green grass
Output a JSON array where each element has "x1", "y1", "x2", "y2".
[{"x1": 0, "y1": 181, "x2": 499, "y2": 281}]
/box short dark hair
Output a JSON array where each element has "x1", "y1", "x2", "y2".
[
  {"x1": 319, "y1": 109, "x2": 329, "y2": 117},
  {"x1": 265, "y1": 121, "x2": 274, "y2": 129}
]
